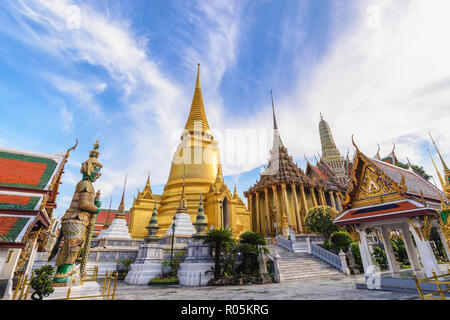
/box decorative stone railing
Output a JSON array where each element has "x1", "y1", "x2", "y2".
[
  {"x1": 267, "y1": 251, "x2": 282, "y2": 283},
  {"x1": 277, "y1": 235, "x2": 293, "y2": 251},
  {"x1": 310, "y1": 242, "x2": 349, "y2": 275}
]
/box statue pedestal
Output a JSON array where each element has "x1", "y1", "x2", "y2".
[
  {"x1": 178, "y1": 237, "x2": 214, "y2": 286},
  {"x1": 124, "y1": 242, "x2": 164, "y2": 285}
]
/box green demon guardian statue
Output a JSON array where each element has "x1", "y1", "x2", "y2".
[{"x1": 49, "y1": 140, "x2": 103, "y2": 287}]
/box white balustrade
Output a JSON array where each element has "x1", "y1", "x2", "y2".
[
  {"x1": 310, "y1": 242, "x2": 344, "y2": 272},
  {"x1": 277, "y1": 235, "x2": 293, "y2": 251}
]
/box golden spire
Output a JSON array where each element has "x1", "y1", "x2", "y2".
[
  {"x1": 428, "y1": 148, "x2": 445, "y2": 190},
  {"x1": 233, "y1": 182, "x2": 238, "y2": 199},
  {"x1": 184, "y1": 63, "x2": 211, "y2": 134},
  {"x1": 214, "y1": 165, "x2": 224, "y2": 184},
  {"x1": 116, "y1": 174, "x2": 127, "y2": 219},
  {"x1": 429, "y1": 132, "x2": 449, "y2": 172},
  {"x1": 142, "y1": 171, "x2": 153, "y2": 199}
]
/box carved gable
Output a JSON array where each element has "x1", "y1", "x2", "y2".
[{"x1": 344, "y1": 152, "x2": 407, "y2": 208}]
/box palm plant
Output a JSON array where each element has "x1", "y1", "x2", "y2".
[
  {"x1": 204, "y1": 227, "x2": 234, "y2": 278},
  {"x1": 236, "y1": 231, "x2": 269, "y2": 275}
]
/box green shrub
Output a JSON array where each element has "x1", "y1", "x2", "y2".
[
  {"x1": 351, "y1": 242, "x2": 363, "y2": 268},
  {"x1": 30, "y1": 265, "x2": 55, "y2": 300},
  {"x1": 148, "y1": 275, "x2": 179, "y2": 285},
  {"x1": 331, "y1": 231, "x2": 353, "y2": 253}
]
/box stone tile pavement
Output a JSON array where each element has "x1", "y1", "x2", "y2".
[{"x1": 113, "y1": 275, "x2": 418, "y2": 300}]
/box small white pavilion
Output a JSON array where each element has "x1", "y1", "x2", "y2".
[{"x1": 334, "y1": 147, "x2": 449, "y2": 278}]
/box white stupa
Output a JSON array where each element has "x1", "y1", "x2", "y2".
[
  {"x1": 164, "y1": 176, "x2": 195, "y2": 237},
  {"x1": 87, "y1": 174, "x2": 140, "y2": 276}
]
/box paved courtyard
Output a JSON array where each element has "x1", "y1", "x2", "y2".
[{"x1": 113, "y1": 275, "x2": 418, "y2": 300}]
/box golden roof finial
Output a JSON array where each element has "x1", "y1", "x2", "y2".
[
  {"x1": 375, "y1": 144, "x2": 381, "y2": 160},
  {"x1": 428, "y1": 131, "x2": 449, "y2": 172},
  {"x1": 184, "y1": 63, "x2": 210, "y2": 134},
  {"x1": 196, "y1": 63, "x2": 201, "y2": 89},
  {"x1": 351, "y1": 135, "x2": 360, "y2": 153},
  {"x1": 304, "y1": 153, "x2": 310, "y2": 164},
  {"x1": 428, "y1": 148, "x2": 445, "y2": 190}
]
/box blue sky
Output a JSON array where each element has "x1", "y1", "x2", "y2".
[{"x1": 0, "y1": 0, "x2": 449, "y2": 217}]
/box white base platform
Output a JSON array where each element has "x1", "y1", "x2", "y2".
[
  {"x1": 124, "y1": 243, "x2": 163, "y2": 285},
  {"x1": 125, "y1": 263, "x2": 162, "y2": 285},
  {"x1": 46, "y1": 281, "x2": 102, "y2": 300},
  {"x1": 86, "y1": 262, "x2": 118, "y2": 278},
  {"x1": 178, "y1": 262, "x2": 214, "y2": 286}
]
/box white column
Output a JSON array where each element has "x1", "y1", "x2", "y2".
[
  {"x1": 356, "y1": 227, "x2": 373, "y2": 275},
  {"x1": 380, "y1": 226, "x2": 400, "y2": 275},
  {"x1": 409, "y1": 219, "x2": 442, "y2": 277},
  {"x1": 399, "y1": 223, "x2": 422, "y2": 272}
]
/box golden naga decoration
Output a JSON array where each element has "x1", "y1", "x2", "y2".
[
  {"x1": 408, "y1": 216, "x2": 433, "y2": 241},
  {"x1": 344, "y1": 225, "x2": 360, "y2": 243}
]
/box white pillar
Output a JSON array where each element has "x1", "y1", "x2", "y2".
[
  {"x1": 380, "y1": 226, "x2": 400, "y2": 275},
  {"x1": 356, "y1": 227, "x2": 373, "y2": 275},
  {"x1": 409, "y1": 219, "x2": 442, "y2": 277},
  {"x1": 399, "y1": 223, "x2": 422, "y2": 273}
]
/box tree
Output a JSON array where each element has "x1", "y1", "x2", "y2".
[
  {"x1": 331, "y1": 231, "x2": 353, "y2": 253},
  {"x1": 304, "y1": 206, "x2": 339, "y2": 246},
  {"x1": 204, "y1": 227, "x2": 235, "y2": 278},
  {"x1": 397, "y1": 161, "x2": 431, "y2": 181}
]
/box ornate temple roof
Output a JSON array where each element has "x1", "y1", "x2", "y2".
[
  {"x1": 184, "y1": 64, "x2": 211, "y2": 135},
  {"x1": 334, "y1": 199, "x2": 439, "y2": 226},
  {"x1": 0, "y1": 192, "x2": 44, "y2": 211},
  {"x1": 0, "y1": 216, "x2": 34, "y2": 247},
  {"x1": 0, "y1": 148, "x2": 66, "y2": 191},
  {"x1": 372, "y1": 157, "x2": 445, "y2": 202},
  {"x1": 246, "y1": 95, "x2": 339, "y2": 194}
]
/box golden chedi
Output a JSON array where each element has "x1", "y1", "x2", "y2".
[{"x1": 129, "y1": 64, "x2": 251, "y2": 238}]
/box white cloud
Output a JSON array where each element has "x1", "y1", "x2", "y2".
[
  {"x1": 59, "y1": 104, "x2": 73, "y2": 132},
  {"x1": 251, "y1": 0, "x2": 450, "y2": 190}
]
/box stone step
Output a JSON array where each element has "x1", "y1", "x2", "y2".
[
  {"x1": 283, "y1": 274, "x2": 344, "y2": 281},
  {"x1": 281, "y1": 271, "x2": 341, "y2": 278},
  {"x1": 279, "y1": 265, "x2": 336, "y2": 271}
]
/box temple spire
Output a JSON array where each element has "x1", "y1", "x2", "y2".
[
  {"x1": 270, "y1": 90, "x2": 284, "y2": 149},
  {"x1": 142, "y1": 171, "x2": 153, "y2": 199},
  {"x1": 271, "y1": 90, "x2": 278, "y2": 130},
  {"x1": 429, "y1": 132, "x2": 449, "y2": 172},
  {"x1": 116, "y1": 174, "x2": 127, "y2": 219},
  {"x1": 184, "y1": 63, "x2": 211, "y2": 134},
  {"x1": 319, "y1": 114, "x2": 342, "y2": 161}
]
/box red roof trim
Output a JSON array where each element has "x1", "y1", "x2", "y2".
[{"x1": 0, "y1": 241, "x2": 27, "y2": 249}]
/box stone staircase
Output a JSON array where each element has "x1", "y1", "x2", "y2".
[{"x1": 268, "y1": 245, "x2": 345, "y2": 281}]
